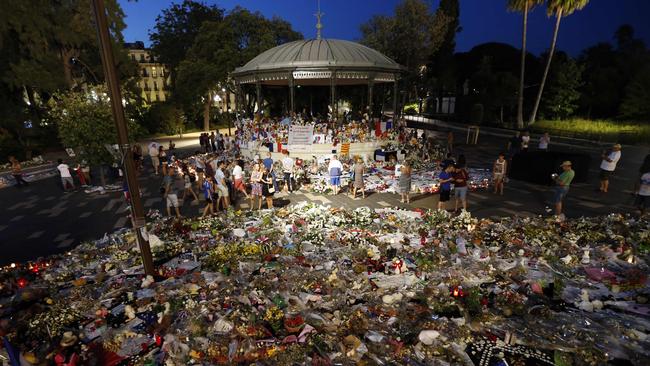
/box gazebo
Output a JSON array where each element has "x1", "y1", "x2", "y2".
[{"x1": 231, "y1": 38, "x2": 404, "y2": 117}]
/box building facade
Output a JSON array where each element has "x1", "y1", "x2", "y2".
[{"x1": 125, "y1": 41, "x2": 170, "y2": 103}]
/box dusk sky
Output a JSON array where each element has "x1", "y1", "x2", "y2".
[{"x1": 119, "y1": 0, "x2": 650, "y2": 56}]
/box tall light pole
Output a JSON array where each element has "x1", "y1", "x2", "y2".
[{"x1": 91, "y1": 0, "x2": 154, "y2": 276}]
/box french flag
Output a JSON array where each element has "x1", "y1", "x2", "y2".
[{"x1": 375, "y1": 119, "x2": 393, "y2": 136}]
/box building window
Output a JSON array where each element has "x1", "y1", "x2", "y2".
[
  {"x1": 142, "y1": 69, "x2": 148, "y2": 77},
  {"x1": 152, "y1": 68, "x2": 157, "y2": 78},
  {"x1": 139, "y1": 54, "x2": 144, "y2": 62},
  {"x1": 130, "y1": 54, "x2": 135, "y2": 61},
  {"x1": 154, "y1": 93, "x2": 159, "y2": 101},
  {"x1": 153, "y1": 81, "x2": 158, "y2": 91}
]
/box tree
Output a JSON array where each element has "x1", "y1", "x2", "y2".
[
  {"x1": 360, "y1": 0, "x2": 453, "y2": 104},
  {"x1": 508, "y1": 0, "x2": 544, "y2": 128},
  {"x1": 528, "y1": 0, "x2": 590, "y2": 125},
  {"x1": 620, "y1": 65, "x2": 650, "y2": 121},
  {"x1": 174, "y1": 7, "x2": 302, "y2": 129},
  {"x1": 0, "y1": 0, "x2": 134, "y2": 159},
  {"x1": 50, "y1": 86, "x2": 143, "y2": 184},
  {"x1": 149, "y1": 0, "x2": 224, "y2": 89},
  {"x1": 540, "y1": 52, "x2": 583, "y2": 119},
  {"x1": 427, "y1": 0, "x2": 462, "y2": 110}
]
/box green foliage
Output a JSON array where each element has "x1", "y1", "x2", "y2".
[
  {"x1": 403, "y1": 104, "x2": 418, "y2": 115},
  {"x1": 0, "y1": 0, "x2": 135, "y2": 158},
  {"x1": 620, "y1": 66, "x2": 650, "y2": 121},
  {"x1": 170, "y1": 5, "x2": 302, "y2": 118},
  {"x1": 142, "y1": 102, "x2": 186, "y2": 135},
  {"x1": 533, "y1": 118, "x2": 650, "y2": 144},
  {"x1": 50, "y1": 86, "x2": 143, "y2": 167},
  {"x1": 541, "y1": 52, "x2": 583, "y2": 120},
  {"x1": 149, "y1": 0, "x2": 224, "y2": 86},
  {"x1": 360, "y1": 0, "x2": 457, "y2": 102}
]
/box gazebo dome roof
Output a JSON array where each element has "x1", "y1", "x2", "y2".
[{"x1": 233, "y1": 39, "x2": 402, "y2": 76}]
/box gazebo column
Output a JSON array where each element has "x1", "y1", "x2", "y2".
[
  {"x1": 234, "y1": 81, "x2": 241, "y2": 113},
  {"x1": 392, "y1": 78, "x2": 398, "y2": 119},
  {"x1": 330, "y1": 71, "x2": 337, "y2": 119},
  {"x1": 288, "y1": 72, "x2": 295, "y2": 114},
  {"x1": 368, "y1": 77, "x2": 375, "y2": 119},
  {"x1": 255, "y1": 78, "x2": 262, "y2": 114}
]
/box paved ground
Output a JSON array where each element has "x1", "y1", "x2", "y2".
[{"x1": 1, "y1": 126, "x2": 646, "y2": 266}]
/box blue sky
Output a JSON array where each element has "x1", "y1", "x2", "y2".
[{"x1": 119, "y1": 0, "x2": 650, "y2": 56}]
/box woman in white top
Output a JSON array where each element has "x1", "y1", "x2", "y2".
[{"x1": 493, "y1": 152, "x2": 507, "y2": 195}]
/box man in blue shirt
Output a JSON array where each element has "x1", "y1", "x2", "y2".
[{"x1": 438, "y1": 164, "x2": 454, "y2": 210}]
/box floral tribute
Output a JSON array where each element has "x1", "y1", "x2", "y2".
[{"x1": 0, "y1": 204, "x2": 649, "y2": 365}]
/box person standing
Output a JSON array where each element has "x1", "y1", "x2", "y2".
[
  {"x1": 351, "y1": 157, "x2": 365, "y2": 199},
  {"x1": 599, "y1": 144, "x2": 622, "y2": 193},
  {"x1": 201, "y1": 176, "x2": 215, "y2": 217},
  {"x1": 181, "y1": 166, "x2": 199, "y2": 203},
  {"x1": 552, "y1": 161, "x2": 575, "y2": 218},
  {"x1": 538, "y1": 132, "x2": 550, "y2": 151},
  {"x1": 281, "y1": 150, "x2": 295, "y2": 193},
  {"x1": 453, "y1": 163, "x2": 469, "y2": 212},
  {"x1": 57, "y1": 159, "x2": 75, "y2": 192},
  {"x1": 507, "y1": 131, "x2": 522, "y2": 158},
  {"x1": 263, "y1": 152, "x2": 278, "y2": 192},
  {"x1": 163, "y1": 168, "x2": 183, "y2": 218},
  {"x1": 74, "y1": 163, "x2": 88, "y2": 187},
  {"x1": 132, "y1": 144, "x2": 143, "y2": 171},
  {"x1": 217, "y1": 133, "x2": 225, "y2": 151},
  {"x1": 399, "y1": 163, "x2": 412, "y2": 204},
  {"x1": 214, "y1": 161, "x2": 230, "y2": 210},
  {"x1": 635, "y1": 158, "x2": 650, "y2": 217},
  {"x1": 148, "y1": 141, "x2": 160, "y2": 175},
  {"x1": 328, "y1": 155, "x2": 343, "y2": 195},
  {"x1": 250, "y1": 163, "x2": 263, "y2": 210},
  {"x1": 9, "y1": 156, "x2": 28, "y2": 187},
  {"x1": 521, "y1": 131, "x2": 530, "y2": 152},
  {"x1": 438, "y1": 164, "x2": 454, "y2": 210},
  {"x1": 159, "y1": 146, "x2": 168, "y2": 176},
  {"x1": 232, "y1": 160, "x2": 250, "y2": 203},
  {"x1": 492, "y1": 153, "x2": 507, "y2": 195},
  {"x1": 261, "y1": 167, "x2": 275, "y2": 209},
  {"x1": 199, "y1": 133, "x2": 206, "y2": 153},
  {"x1": 393, "y1": 157, "x2": 402, "y2": 195},
  {"x1": 208, "y1": 132, "x2": 215, "y2": 152}
]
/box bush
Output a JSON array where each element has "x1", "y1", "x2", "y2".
[
  {"x1": 532, "y1": 119, "x2": 650, "y2": 144},
  {"x1": 403, "y1": 104, "x2": 418, "y2": 115},
  {"x1": 142, "y1": 103, "x2": 186, "y2": 135}
]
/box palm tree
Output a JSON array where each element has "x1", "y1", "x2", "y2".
[
  {"x1": 508, "y1": 0, "x2": 543, "y2": 129},
  {"x1": 528, "y1": 0, "x2": 590, "y2": 125}
]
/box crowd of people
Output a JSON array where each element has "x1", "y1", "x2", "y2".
[{"x1": 10, "y1": 117, "x2": 648, "y2": 221}]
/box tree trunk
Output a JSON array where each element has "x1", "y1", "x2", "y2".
[
  {"x1": 61, "y1": 48, "x2": 74, "y2": 89},
  {"x1": 516, "y1": 0, "x2": 529, "y2": 129},
  {"x1": 500, "y1": 105, "x2": 504, "y2": 125},
  {"x1": 203, "y1": 92, "x2": 211, "y2": 131},
  {"x1": 529, "y1": 8, "x2": 563, "y2": 125}
]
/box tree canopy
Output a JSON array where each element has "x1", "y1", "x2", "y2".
[{"x1": 51, "y1": 86, "x2": 143, "y2": 168}]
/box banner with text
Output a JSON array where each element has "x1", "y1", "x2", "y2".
[{"x1": 288, "y1": 125, "x2": 314, "y2": 151}]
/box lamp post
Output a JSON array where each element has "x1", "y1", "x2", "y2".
[{"x1": 91, "y1": 0, "x2": 154, "y2": 276}]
